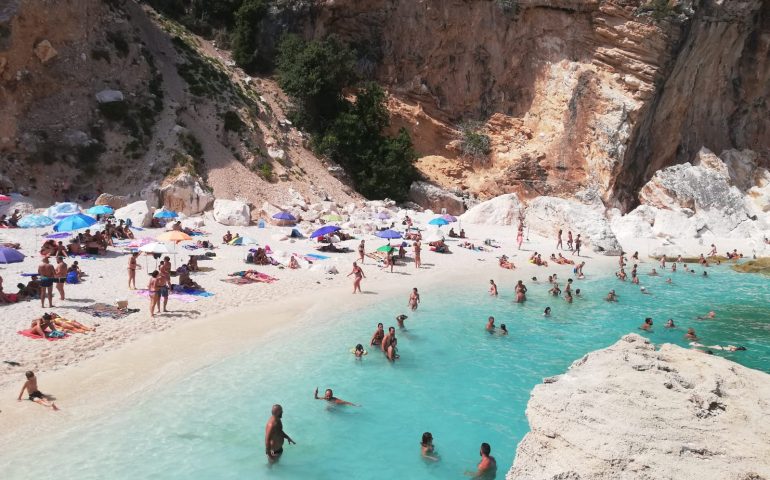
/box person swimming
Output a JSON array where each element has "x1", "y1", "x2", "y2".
[
  {"x1": 396, "y1": 314, "x2": 408, "y2": 329},
  {"x1": 486, "y1": 316, "x2": 495, "y2": 333},
  {"x1": 605, "y1": 290, "x2": 617, "y2": 302},
  {"x1": 665, "y1": 319, "x2": 675, "y2": 328},
  {"x1": 421, "y1": 432, "x2": 439, "y2": 461},
  {"x1": 684, "y1": 328, "x2": 698, "y2": 340},
  {"x1": 697, "y1": 311, "x2": 716, "y2": 320},
  {"x1": 640, "y1": 317, "x2": 653, "y2": 331},
  {"x1": 354, "y1": 344, "x2": 366, "y2": 358},
  {"x1": 499, "y1": 324, "x2": 508, "y2": 335},
  {"x1": 314, "y1": 387, "x2": 357, "y2": 406},
  {"x1": 640, "y1": 286, "x2": 650, "y2": 294},
  {"x1": 543, "y1": 306, "x2": 551, "y2": 317},
  {"x1": 370, "y1": 323, "x2": 385, "y2": 347}
]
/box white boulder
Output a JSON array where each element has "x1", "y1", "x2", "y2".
[
  {"x1": 213, "y1": 199, "x2": 250, "y2": 226},
  {"x1": 460, "y1": 193, "x2": 522, "y2": 226},
  {"x1": 159, "y1": 173, "x2": 214, "y2": 216},
  {"x1": 526, "y1": 196, "x2": 622, "y2": 255},
  {"x1": 95, "y1": 89, "x2": 124, "y2": 104},
  {"x1": 408, "y1": 181, "x2": 465, "y2": 215},
  {"x1": 115, "y1": 201, "x2": 152, "y2": 228}
]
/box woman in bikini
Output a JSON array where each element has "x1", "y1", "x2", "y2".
[
  {"x1": 408, "y1": 288, "x2": 420, "y2": 311},
  {"x1": 148, "y1": 270, "x2": 160, "y2": 318},
  {"x1": 347, "y1": 262, "x2": 365, "y2": 294},
  {"x1": 515, "y1": 280, "x2": 527, "y2": 303},
  {"x1": 370, "y1": 323, "x2": 385, "y2": 347}
]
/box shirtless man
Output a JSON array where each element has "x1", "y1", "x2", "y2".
[
  {"x1": 156, "y1": 266, "x2": 170, "y2": 314},
  {"x1": 572, "y1": 234, "x2": 582, "y2": 256},
  {"x1": 381, "y1": 326, "x2": 398, "y2": 361},
  {"x1": 485, "y1": 316, "x2": 495, "y2": 333},
  {"x1": 17, "y1": 371, "x2": 58, "y2": 410},
  {"x1": 566, "y1": 231, "x2": 573, "y2": 250},
  {"x1": 605, "y1": 290, "x2": 617, "y2": 302},
  {"x1": 467, "y1": 443, "x2": 496, "y2": 479},
  {"x1": 408, "y1": 288, "x2": 420, "y2": 311},
  {"x1": 314, "y1": 387, "x2": 357, "y2": 406},
  {"x1": 489, "y1": 279, "x2": 498, "y2": 296},
  {"x1": 413, "y1": 240, "x2": 422, "y2": 269},
  {"x1": 370, "y1": 323, "x2": 385, "y2": 347},
  {"x1": 37, "y1": 257, "x2": 56, "y2": 307},
  {"x1": 128, "y1": 252, "x2": 140, "y2": 289},
  {"x1": 54, "y1": 256, "x2": 67, "y2": 301},
  {"x1": 265, "y1": 404, "x2": 295, "y2": 464},
  {"x1": 640, "y1": 317, "x2": 653, "y2": 331}
]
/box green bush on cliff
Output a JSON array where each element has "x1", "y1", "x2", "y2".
[
  {"x1": 636, "y1": 0, "x2": 679, "y2": 22},
  {"x1": 276, "y1": 36, "x2": 417, "y2": 201},
  {"x1": 230, "y1": 0, "x2": 270, "y2": 72},
  {"x1": 461, "y1": 123, "x2": 492, "y2": 158}
]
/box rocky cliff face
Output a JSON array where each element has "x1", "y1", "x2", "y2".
[
  {"x1": 507, "y1": 334, "x2": 770, "y2": 479},
  {"x1": 307, "y1": 0, "x2": 769, "y2": 211}
]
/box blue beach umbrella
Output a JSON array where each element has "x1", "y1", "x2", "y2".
[
  {"x1": 54, "y1": 213, "x2": 97, "y2": 232},
  {"x1": 154, "y1": 209, "x2": 179, "y2": 219},
  {"x1": 375, "y1": 229, "x2": 402, "y2": 239},
  {"x1": 17, "y1": 214, "x2": 55, "y2": 229},
  {"x1": 428, "y1": 217, "x2": 449, "y2": 226},
  {"x1": 272, "y1": 212, "x2": 296, "y2": 221},
  {"x1": 310, "y1": 225, "x2": 341, "y2": 239},
  {"x1": 0, "y1": 246, "x2": 25, "y2": 264},
  {"x1": 87, "y1": 205, "x2": 114, "y2": 215}
]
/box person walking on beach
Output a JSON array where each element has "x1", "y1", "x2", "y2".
[
  {"x1": 314, "y1": 387, "x2": 358, "y2": 406},
  {"x1": 414, "y1": 240, "x2": 422, "y2": 269},
  {"x1": 408, "y1": 288, "x2": 420, "y2": 311},
  {"x1": 516, "y1": 223, "x2": 524, "y2": 250},
  {"x1": 466, "y1": 443, "x2": 496, "y2": 478},
  {"x1": 567, "y1": 231, "x2": 574, "y2": 250},
  {"x1": 572, "y1": 234, "x2": 582, "y2": 256},
  {"x1": 489, "y1": 279, "x2": 498, "y2": 296},
  {"x1": 148, "y1": 270, "x2": 160, "y2": 317},
  {"x1": 265, "y1": 404, "x2": 295, "y2": 464},
  {"x1": 348, "y1": 262, "x2": 365, "y2": 293},
  {"x1": 156, "y1": 268, "x2": 170, "y2": 314},
  {"x1": 128, "y1": 252, "x2": 140, "y2": 289},
  {"x1": 54, "y1": 256, "x2": 67, "y2": 301},
  {"x1": 37, "y1": 257, "x2": 55, "y2": 308},
  {"x1": 17, "y1": 371, "x2": 59, "y2": 410},
  {"x1": 556, "y1": 229, "x2": 563, "y2": 250},
  {"x1": 358, "y1": 240, "x2": 366, "y2": 264}
]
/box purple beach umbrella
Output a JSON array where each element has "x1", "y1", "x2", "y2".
[{"x1": 0, "y1": 246, "x2": 25, "y2": 264}]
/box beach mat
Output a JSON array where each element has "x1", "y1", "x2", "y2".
[
  {"x1": 17, "y1": 329, "x2": 68, "y2": 341},
  {"x1": 222, "y1": 271, "x2": 278, "y2": 285},
  {"x1": 76, "y1": 303, "x2": 138, "y2": 319}
]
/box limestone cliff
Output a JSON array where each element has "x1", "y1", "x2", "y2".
[
  {"x1": 306, "y1": 0, "x2": 770, "y2": 211},
  {"x1": 507, "y1": 334, "x2": 770, "y2": 479}
]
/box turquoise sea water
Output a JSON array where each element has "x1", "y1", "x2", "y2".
[{"x1": 3, "y1": 266, "x2": 769, "y2": 480}]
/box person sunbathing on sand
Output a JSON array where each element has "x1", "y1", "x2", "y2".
[
  {"x1": 314, "y1": 387, "x2": 357, "y2": 406},
  {"x1": 48, "y1": 313, "x2": 94, "y2": 333},
  {"x1": 18, "y1": 371, "x2": 58, "y2": 410},
  {"x1": 498, "y1": 255, "x2": 514, "y2": 269}
]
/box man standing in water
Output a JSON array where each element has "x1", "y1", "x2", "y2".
[
  {"x1": 466, "y1": 442, "x2": 497, "y2": 478},
  {"x1": 265, "y1": 404, "x2": 295, "y2": 464}
]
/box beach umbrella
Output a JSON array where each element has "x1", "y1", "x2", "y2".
[
  {"x1": 424, "y1": 231, "x2": 445, "y2": 243},
  {"x1": 322, "y1": 214, "x2": 343, "y2": 222},
  {"x1": 310, "y1": 225, "x2": 341, "y2": 239},
  {"x1": 428, "y1": 217, "x2": 449, "y2": 226},
  {"x1": 0, "y1": 194, "x2": 10, "y2": 202},
  {"x1": 377, "y1": 211, "x2": 391, "y2": 220},
  {"x1": 272, "y1": 211, "x2": 296, "y2": 221},
  {"x1": 54, "y1": 213, "x2": 97, "y2": 232},
  {"x1": 153, "y1": 209, "x2": 179, "y2": 219},
  {"x1": 0, "y1": 246, "x2": 25, "y2": 264},
  {"x1": 127, "y1": 237, "x2": 155, "y2": 248},
  {"x1": 87, "y1": 205, "x2": 114, "y2": 215},
  {"x1": 157, "y1": 231, "x2": 192, "y2": 243},
  {"x1": 17, "y1": 214, "x2": 55, "y2": 229},
  {"x1": 376, "y1": 244, "x2": 394, "y2": 253},
  {"x1": 441, "y1": 214, "x2": 457, "y2": 222},
  {"x1": 45, "y1": 202, "x2": 81, "y2": 220},
  {"x1": 375, "y1": 229, "x2": 402, "y2": 239},
  {"x1": 139, "y1": 242, "x2": 177, "y2": 254}
]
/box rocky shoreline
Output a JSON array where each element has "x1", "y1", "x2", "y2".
[{"x1": 506, "y1": 334, "x2": 770, "y2": 480}]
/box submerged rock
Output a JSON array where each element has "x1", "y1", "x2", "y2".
[{"x1": 507, "y1": 334, "x2": 770, "y2": 479}]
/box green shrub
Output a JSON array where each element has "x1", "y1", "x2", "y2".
[
  {"x1": 461, "y1": 124, "x2": 491, "y2": 158},
  {"x1": 223, "y1": 110, "x2": 244, "y2": 132},
  {"x1": 636, "y1": 0, "x2": 678, "y2": 22},
  {"x1": 496, "y1": 0, "x2": 519, "y2": 15},
  {"x1": 230, "y1": 0, "x2": 268, "y2": 72},
  {"x1": 106, "y1": 31, "x2": 130, "y2": 57},
  {"x1": 257, "y1": 161, "x2": 273, "y2": 180}
]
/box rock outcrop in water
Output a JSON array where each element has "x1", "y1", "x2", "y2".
[{"x1": 507, "y1": 334, "x2": 770, "y2": 480}]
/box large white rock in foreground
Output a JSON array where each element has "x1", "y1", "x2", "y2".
[
  {"x1": 507, "y1": 334, "x2": 770, "y2": 480},
  {"x1": 526, "y1": 196, "x2": 622, "y2": 255},
  {"x1": 460, "y1": 193, "x2": 522, "y2": 226},
  {"x1": 114, "y1": 201, "x2": 152, "y2": 228},
  {"x1": 212, "y1": 199, "x2": 250, "y2": 226}
]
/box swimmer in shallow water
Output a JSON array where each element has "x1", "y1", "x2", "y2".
[
  {"x1": 543, "y1": 306, "x2": 551, "y2": 317},
  {"x1": 396, "y1": 314, "x2": 408, "y2": 329},
  {"x1": 421, "y1": 432, "x2": 439, "y2": 461},
  {"x1": 486, "y1": 316, "x2": 495, "y2": 333},
  {"x1": 605, "y1": 290, "x2": 618, "y2": 302},
  {"x1": 697, "y1": 311, "x2": 716, "y2": 320},
  {"x1": 640, "y1": 317, "x2": 653, "y2": 331},
  {"x1": 489, "y1": 279, "x2": 498, "y2": 296},
  {"x1": 665, "y1": 319, "x2": 675, "y2": 328},
  {"x1": 640, "y1": 286, "x2": 651, "y2": 295},
  {"x1": 684, "y1": 328, "x2": 698, "y2": 341},
  {"x1": 354, "y1": 344, "x2": 366, "y2": 358},
  {"x1": 370, "y1": 323, "x2": 385, "y2": 347},
  {"x1": 314, "y1": 387, "x2": 358, "y2": 406},
  {"x1": 265, "y1": 404, "x2": 295, "y2": 464},
  {"x1": 499, "y1": 324, "x2": 508, "y2": 335}
]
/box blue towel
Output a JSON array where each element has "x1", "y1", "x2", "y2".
[{"x1": 305, "y1": 253, "x2": 330, "y2": 260}]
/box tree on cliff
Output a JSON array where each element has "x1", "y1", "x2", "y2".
[
  {"x1": 230, "y1": 0, "x2": 270, "y2": 72},
  {"x1": 277, "y1": 37, "x2": 417, "y2": 201}
]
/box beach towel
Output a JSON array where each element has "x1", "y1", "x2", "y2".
[
  {"x1": 134, "y1": 290, "x2": 199, "y2": 303},
  {"x1": 17, "y1": 329, "x2": 68, "y2": 341},
  {"x1": 77, "y1": 303, "x2": 137, "y2": 319},
  {"x1": 305, "y1": 253, "x2": 330, "y2": 260}
]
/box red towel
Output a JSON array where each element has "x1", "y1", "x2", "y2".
[{"x1": 17, "y1": 329, "x2": 68, "y2": 341}]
